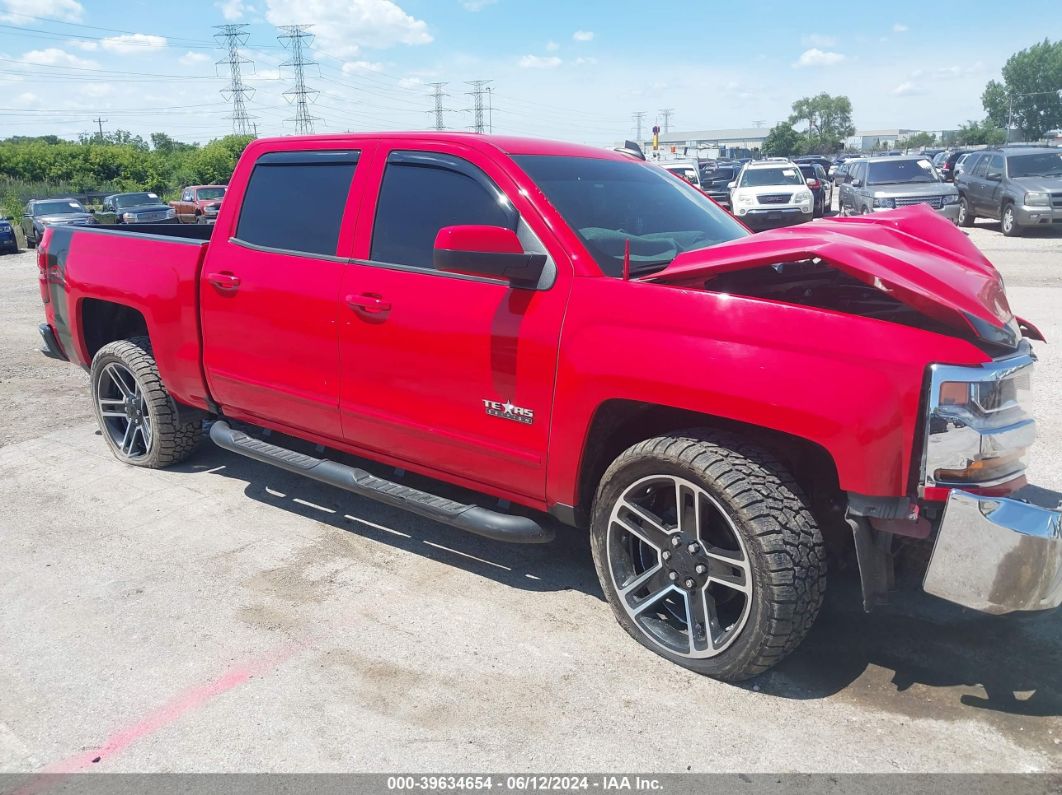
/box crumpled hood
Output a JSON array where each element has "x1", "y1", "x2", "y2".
[{"x1": 643, "y1": 204, "x2": 1018, "y2": 346}]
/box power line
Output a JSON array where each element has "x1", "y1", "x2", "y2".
[
  {"x1": 659, "y1": 108, "x2": 674, "y2": 134},
  {"x1": 466, "y1": 80, "x2": 491, "y2": 134},
  {"x1": 214, "y1": 24, "x2": 256, "y2": 136},
  {"x1": 277, "y1": 24, "x2": 321, "y2": 135},
  {"x1": 427, "y1": 82, "x2": 454, "y2": 131},
  {"x1": 632, "y1": 111, "x2": 647, "y2": 140}
]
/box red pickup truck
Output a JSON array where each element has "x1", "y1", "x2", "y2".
[{"x1": 36, "y1": 133, "x2": 1060, "y2": 681}]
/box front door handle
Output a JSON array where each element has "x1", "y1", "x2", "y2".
[
  {"x1": 207, "y1": 272, "x2": 240, "y2": 291},
  {"x1": 345, "y1": 293, "x2": 391, "y2": 314}
]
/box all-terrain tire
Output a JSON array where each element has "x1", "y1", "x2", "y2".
[
  {"x1": 90, "y1": 336, "x2": 201, "y2": 468},
  {"x1": 590, "y1": 430, "x2": 827, "y2": 681}
]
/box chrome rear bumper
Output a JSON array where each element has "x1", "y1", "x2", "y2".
[{"x1": 923, "y1": 487, "x2": 1062, "y2": 614}]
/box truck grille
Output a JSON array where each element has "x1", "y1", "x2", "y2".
[
  {"x1": 895, "y1": 195, "x2": 944, "y2": 209},
  {"x1": 140, "y1": 211, "x2": 166, "y2": 221},
  {"x1": 757, "y1": 193, "x2": 792, "y2": 205},
  {"x1": 1051, "y1": 192, "x2": 1062, "y2": 209}
]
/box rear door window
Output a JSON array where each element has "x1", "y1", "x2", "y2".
[
  {"x1": 235, "y1": 151, "x2": 359, "y2": 257},
  {"x1": 369, "y1": 151, "x2": 517, "y2": 270}
]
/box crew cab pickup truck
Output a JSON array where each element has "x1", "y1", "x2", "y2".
[{"x1": 36, "y1": 133, "x2": 1060, "y2": 682}]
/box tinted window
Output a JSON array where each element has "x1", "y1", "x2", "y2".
[
  {"x1": 971, "y1": 155, "x2": 989, "y2": 177},
  {"x1": 236, "y1": 152, "x2": 357, "y2": 256},
  {"x1": 371, "y1": 153, "x2": 516, "y2": 270},
  {"x1": 739, "y1": 166, "x2": 805, "y2": 187},
  {"x1": 866, "y1": 159, "x2": 938, "y2": 185},
  {"x1": 1007, "y1": 151, "x2": 1062, "y2": 178},
  {"x1": 34, "y1": 200, "x2": 86, "y2": 215},
  {"x1": 515, "y1": 154, "x2": 747, "y2": 278},
  {"x1": 986, "y1": 155, "x2": 1004, "y2": 179}
]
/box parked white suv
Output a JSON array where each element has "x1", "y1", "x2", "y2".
[{"x1": 728, "y1": 158, "x2": 814, "y2": 230}]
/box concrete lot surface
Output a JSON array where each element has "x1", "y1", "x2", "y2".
[{"x1": 1, "y1": 221, "x2": 1060, "y2": 776}]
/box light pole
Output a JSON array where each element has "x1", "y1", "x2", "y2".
[{"x1": 1006, "y1": 88, "x2": 1062, "y2": 142}]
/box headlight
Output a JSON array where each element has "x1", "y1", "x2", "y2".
[
  {"x1": 122, "y1": 212, "x2": 137, "y2": 222},
  {"x1": 795, "y1": 190, "x2": 811, "y2": 202},
  {"x1": 736, "y1": 193, "x2": 755, "y2": 205},
  {"x1": 1025, "y1": 191, "x2": 1050, "y2": 207},
  {"x1": 923, "y1": 356, "x2": 1035, "y2": 488},
  {"x1": 873, "y1": 197, "x2": 896, "y2": 209},
  {"x1": 941, "y1": 194, "x2": 960, "y2": 205},
  {"x1": 164, "y1": 208, "x2": 177, "y2": 219}
]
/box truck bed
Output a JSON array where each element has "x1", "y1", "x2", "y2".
[{"x1": 40, "y1": 223, "x2": 214, "y2": 410}]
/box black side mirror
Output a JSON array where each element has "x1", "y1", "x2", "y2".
[{"x1": 433, "y1": 226, "x2": 548, "y2": 289}]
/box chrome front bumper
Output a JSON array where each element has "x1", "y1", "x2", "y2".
[{"x1": 923, "y1": 488, "x2": 1062, "y2": 614}]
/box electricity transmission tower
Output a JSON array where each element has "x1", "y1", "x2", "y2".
[
  {"x1": 214, "y1": 24, "x2": 255, "y2": 136},
  {"x1": 632, "y1": 111, "x2": 647, "y2": 141},
  {"x1": 277, "y1": 24, "x2": 321, "y2": 135},
  {"x1": 659, "y1": 108, "x2": 674, "y2": 134},
  {"x1": 427, "y1": 82, "x2": 453, "y2": 131},
  {"x1": 466, "y1": 80, "x2": 492, "y2": 133}
]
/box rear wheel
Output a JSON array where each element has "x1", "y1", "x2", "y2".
[
  {"x1": 90, "y1": 336, "x2": 201, "y2": 468},
  {"x1": 957, "y1": 195, "x2": 975, "y2": 227},
  {"x1": 590, "y1": 431, "x2": 827, "y2": 681},
  {"x1": 1001, "y1": 203, "x2": 1022, "y2": 237}
]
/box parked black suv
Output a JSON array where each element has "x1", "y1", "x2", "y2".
[
  {"x1": 21, "y1": 198, "x2": 98, "y2": 248},
  {"x1": 955, "y1": 147, "x2": 1062, "y2": 236},
  {"x1": 699, "y1": 163, "x2": 740, "y2": 208}
]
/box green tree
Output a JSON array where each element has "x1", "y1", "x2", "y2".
[
  {"x1": 788, "y1": 93, "x2": 855, "y2": 152},
  {"x1": 982, "y1": 39, "x2": 1062, "y2": 140},
  {"x1": 761, "y1": 123, "x2": 801, "y2": 157},
  {"x1": 897, "y1": 131, "x2": 936, "y2": 149},
  {"x1": 955, "y1": 119, "x2": 1007, "y2": 146}
]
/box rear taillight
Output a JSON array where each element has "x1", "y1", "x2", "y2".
[
  {"x1": 37, "y1": 243, "x2": 49, "y2": 303},
  {"x1": 806, "y1": 179, "x2": 820, "y2": 188}
]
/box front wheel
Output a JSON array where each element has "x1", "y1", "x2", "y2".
[
  {"x1": 590, "y1": 431, "x2": 827, "y2": 681},
  {"x1": 1001, "y1": 204, "x2": 1022, "y2": 237},
  {"x1": 957, "y1": 196, "x2": 975, "y2": 227},
  {"x1": 90, "y1": 337, "x2": 201, "y2": 468}
]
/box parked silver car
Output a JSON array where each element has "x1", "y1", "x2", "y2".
[
  {"x1": 837, "y1": 156, "x2": 960, "y2": 222},
  {"x1": 955, "y1": 147, "x2": 1062, "y2": 236}
]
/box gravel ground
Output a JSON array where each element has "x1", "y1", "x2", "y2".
[{"x1": 0, "y1": 220, "x2": 1060, "y2": 777}]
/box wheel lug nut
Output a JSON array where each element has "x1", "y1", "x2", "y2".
[
  {"x1": 684, "y1": 578, "x2": 696, "y2": 589},
  {"x1": 668, "y1": 571, "x2": 678, "y2": 581},
  {"x1": 661, "y1": 551, "x2": 671, "y2": 561},
  {"x1": 688, "y1": 543, "x2": 699, "y2": 554},
  {"x1": 671, "y1": 536, "x2": 681, "y2": 547},
  {"x1": 695, "y1": 564, "x2": 707, "y2": 574}
]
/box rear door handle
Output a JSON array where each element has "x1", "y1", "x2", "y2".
[
  {"x1": 345, "y1": 293, "x2": 391, "y2": 313},
  {"x1": 207, "y1": 272, "x2": 240, "y2": 291}
]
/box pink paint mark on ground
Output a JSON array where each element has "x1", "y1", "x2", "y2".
[{"x1": 8, "y1": 642, "x2": 300, "y2": 795}]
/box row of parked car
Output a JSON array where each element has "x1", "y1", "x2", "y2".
[{"x1": 7, "y1": 184, "x2": 227, "y2": 251}]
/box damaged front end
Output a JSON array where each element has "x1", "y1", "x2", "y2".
[{"x1": 643, "y1": 206, "x2": 1061, "y2": 614}]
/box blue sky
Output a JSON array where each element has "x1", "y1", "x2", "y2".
[{"x1": 0, "y1": 0, "x2": 1053, "y2": 144}]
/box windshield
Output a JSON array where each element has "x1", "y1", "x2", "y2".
[
  {"x1": 514, "y1": 154, "x2": 748, "y2": 278},
  {"x1": 34, "y1": 200, "x2": 85, "y2": 215},
  {"x1": 866, "y1": 159, "x2": 939, "y2": 185},
  {"x1": 702, "y1": 167, "x2": 735, "y2": 182},
  {"x1": 115, "y1": 192, "x2": 160, "y2": 208},
  {"x1": 1007, "y1": 152, "x2": 1062, "y2": 178},
  {"x1": 798, "y1": 166, "x2": 819, "y2": 181},
  {"x1": 739, "y1": 166, "x2": 805, "y2": 188},
  {"x1": 196, "y1": 187, "x2": 226, "y2": 200}
]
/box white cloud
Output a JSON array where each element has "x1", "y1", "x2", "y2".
[
  {"x1": 100, "y1": 34, "x2": 167, "y2": 55},
  {"x1": 216, "y1": 0, "x2": 252, "y2": 20},
  {"x1": 341, "y1": 59, "x2": 385, "y2": 74},
  {"x1": 801, "y1": 33, "x2": 836, "y2": 47},
  {"x1": 0, "y1": 0, "x2": 82, "y2": 24},
  {"x1": 265, "y1": 0, "x2": 431, "y2": 59},
  {"x1": 461, "y1": 0, "x2": 495, "y2": 9},
  {"x1": 83, "y1": 82, "x2": 114, "y2": 97},
  {"x1": 69, "y1": 39, "x2": 97, "y2": 51},
  {"x1": 519, "y1": 54, "x2": 562, "y2": 69},
  {"x1": 21, "y1": 48, "x2": 98, "y2": 69},
  {"x1": 574, "y1": 57, "x2": 597, "y2": 66},
  {"x1": 891, "y1": 82, "x2": 924, "y2": 96},
  {"x1": 179, "y1": 51, "x2": 211, "y2": 66},
  {"x1": 572, "y1": 30, "x2": 594, "y2": 42},
  {"x1": 15, "y1": 90, "x2": 38, "y2": 105},
  {"x1": 545, "y1": 40, "x2": 559, "y2": 52},
  {"x1": 398, "y1": 76, "x2": 423, "y2": 89},
  {"x1": 892, "y1": 23, "x2": 908, "y2": 33},
  {"x1": 793, "y1": 48, "x2": 846, "y2": 68}
]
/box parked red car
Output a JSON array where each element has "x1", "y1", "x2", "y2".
[
  {"x1": 169, "y1": 184, "x2": 227, "y2": 224},
  {"x1": 36, "y1": 133, "x2": 1058, "y2": 681}
]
